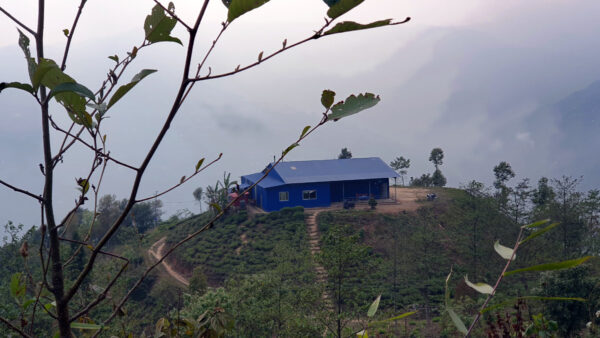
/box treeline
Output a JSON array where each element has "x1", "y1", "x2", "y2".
[{"x1": 1, "y1": 169, "x2": 599, "y2": 336}]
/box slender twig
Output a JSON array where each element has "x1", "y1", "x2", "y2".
[
  {"x1": 0, "y1": 316, "x2": 32, "y2": 338},
  {"x1": 67, "y1": 0, "x2": 212, "y2": 309},
  {"x1": 49, "y1": 117, "x2": 138, "y2": 171},
  {"x1": 0, "y1": 6, "x2": 36, "y2": 36},
  {"x1": 60, "y1": 0, "x2": 87, "y2": 70},
  {"x1": 56, "y1": 237, "x2": 129, "y2": 322},
  {"x1": 0, "y1": 179, "x2": 43, "y2": 201},
  {"x1": 53, "y1": 121, "x2": 76, "y2": 165},
  {"x1": 179, "y1": 21, "x2": 229, "y2": 104},
  {"x1": 465, "y1": 227, "x2": 524, "y2": 336},
  {"x1": 191, "y1": 17, "x2": 411, "y2": 82},
  {"x1": 63, "y1": 156, "x2": 108, "y2": 267},
  {"x1": 100, "y1": 108, "x2": 330, "y2": 331},
  {"x1": 52, "y1": 39, "x2": 150, "y2": 167},
  {"x1": 38, "y1": 205, "x2": 53, "y2": 293},
  {"x1": 135, "y1": 154, "x2": 222, "y2": 203}
]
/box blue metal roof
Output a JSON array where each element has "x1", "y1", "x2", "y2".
[
  {"x1": 242, "y1": 157, "x2": 398, "y2": 188},
  {"x1": 242, "y1": 172, "x2": 285, "y2": 188}
]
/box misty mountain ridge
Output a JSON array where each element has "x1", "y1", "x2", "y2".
[{"x1": 526, "y1": 79, "x2": 600, "y2": 188}]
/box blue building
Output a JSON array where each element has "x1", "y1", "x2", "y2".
[{"x1": 240, "y1": 157, "x2": 399, "y2": 212}]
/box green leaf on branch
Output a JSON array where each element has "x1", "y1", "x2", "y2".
[
  {"x1": 49, "y1": 82, "x2": 96, "y2": 102},
  {"x1": 63, "y1": 29, "x2": 69, "y2": 37},
  {"x1": 228, "y1": 0, "x2": 270, "y2": 23},
  {"x1": 0, "y1": 82, "x2": 34, "y2": 94},
  {"x1": 144, "y1": 3, "x2": 182, "y2": 45},
  {"x1": 23, "y1": 298, "x2": 35, "y2": 310},
  {"x1": 321, "y1": 89, "x2": 335, "y2": 109},
  {"x1": 327, "y1": 0, "x2": 364, "y2": 19},
  {"x1": 520, "y1": 222, "x2": 559, "y2": 245},
  {"x1": 44, "y1": 302, "x2": 56, "y2": 312},
  {"x1": 328, "y1": 92, "x2": 380, "y2": 121},
  {"x1": 447, "y1": 308, "x2": 467, "y2": 334},
  {"x1": 108, "y1": 55, "x2": 119, "y2": 63},
  {"x1": 369, "y1": 311, "x2": 417, "y2": 326},
  {"x1": 367, "y1": 295, "x2": 381, "y2": 317},
  {"x1": 282, "y1": 143, "x2": 299, "y2": 156},
  {"x1": 504, "y1": 256, "x2": 593, "y2": 277},
  {"x1": 10, "y1": 273, "x2": 25, "y2": 301},
  {"x1": 195, "y1": 158, "x2": 205, "y2": 172},
  {"x1": 107, "y1": 69, "x2": 157, "y2": 109},
  {"x1": 77, "y1": 179, "x2": 90, "y2": 195},
  {"x1": 464, "y1": 275, "x2": 493, "y2": 294},
  {"x1": 322, "y1": 0, "x2": 341, "y2": 7},
  {"x1": 31, "y1": 58, "x2": 90, "y2": 122},
  {"x1": 66, "y1": 110, "x2": 93, "y2": 128},
  {"x1": 32, "y1": 58, "x2": 60, "y2": 92},
  {"x1": 494, "y1": 240, "x2": 515, "y2": 260},
  {"x1": 210, "y1": 203, "x2": 222, "y2": 213},
  {"x1": 482, "y1": 296, "x2": 586, "y2": 314},
  {"x1": 17, "y1": 29, "x2": 36, "y2": 83},
  {"x1": 521, "y1": 218, "x2": 550, "y2": 229},
  {"x1": 300, "y1": 125, "x2": 311, "y2": 138},
  {"x1": 180, "y1": 176, "x2": 186, "y2": 184},
  {"x1": 444, "y1": 267, "x2": 452, "y2": 306},
  {"x1": 324, "y1": 19, "x2": 392, "y2": 36},
  {"x1": 70, "y1": 322, "x2": 103, "y2": 330}
]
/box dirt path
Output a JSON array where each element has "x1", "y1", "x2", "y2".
[
  {"x1": 148, "y1": 237, "x2": 189, "y2": 286},
  {"x1": 303, "y1": 188, "x2": 429, "y2": 312},
  {"x1": 382, "y1": 187, "x2": 430, "y2": 213},
  {"x1": 305, "y1": 210, "x2": 334, "y2": 309}
]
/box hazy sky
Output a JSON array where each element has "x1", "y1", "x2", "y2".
[{"x1": 1, "y1": 0, "x2": 599, "y2": 229}]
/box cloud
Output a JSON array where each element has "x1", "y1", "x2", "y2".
[{"x1": 2, "y1": 1, "x2": 600, "y2": 230}]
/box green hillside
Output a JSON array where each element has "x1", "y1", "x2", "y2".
[{"x1": 1, "y1": 186, "x2": 598, "y2": 336}]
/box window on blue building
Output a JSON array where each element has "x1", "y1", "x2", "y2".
[
  {"x1": 279, "y1": 191, "x2": 289, "y2": 201},
  {"x1": 302, "y1": 190, "x2": 317, "y2": 200}
]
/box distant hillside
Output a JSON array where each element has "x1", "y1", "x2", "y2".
[
  {"x1": 151, "y1": 207, "x2": 311, "y2": 286},
  {"x1": 0, "y1": 188, "x2": 590, "y2": 336},
  {"x1": 148, "y1": 188, "x2": 564, "y2": 316},
  {"x1": 526, "y1": 80, "x2": 600, "y2": 187}
]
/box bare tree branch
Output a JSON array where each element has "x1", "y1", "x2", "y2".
[
  {"x1": 135, "y1": 153, "x2": 222, "y2": 203},
  {"x1": 99, "y1": 107, "x2": 331, "y2": 332},
  {"x1": 60, "y1": 0, "x2": 87, "y2": 71},
  {"x1": 0, "y1": 179, "x2": 43, "y2": 202},
  {"x1": 191, "y1": 17, "x2": 410, "y2": 82},
  {"x1": 65, "y1": 0, "x2": 213, "y2": 307},
  {"x1": 49, "y1": 116, "x2": 138, "y2": 171},
  {"x1": 63, "y1": 156, "x2": 108, "y2": 266},
  {"x1": 0, "y1": 316, "x2": 32, "y2": 338},
  {"x1": 179, "y1": 21, "x2": 228, "y2": 104},
  {"x1": 0, "y1": 6, "x2": 36, "y2": 36}
]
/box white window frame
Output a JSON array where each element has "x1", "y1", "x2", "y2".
[
  {"x1": 279, "y1": 191, "x2": 289, "y2": 202},
  {"x1": 302, "y1": 190, "x2": 317, "y2": 200}
]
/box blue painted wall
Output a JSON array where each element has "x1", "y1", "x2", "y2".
[
  {"x1": 262, "y1": 182, "x2": 330, "y2": 211},
  {"x1": 242, "y1": 176, "x2": 390, "y2": 212}
]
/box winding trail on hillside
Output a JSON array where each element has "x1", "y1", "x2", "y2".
[
  {"x1": 304, "y1": 188, "x2": 429, "y2": 311},
  {"x1": 148, "y1": 237, "x2": 189, "y2": 286},
  {"x1": 305, "y1": 210, "x2": 334, "y2": 310}
]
